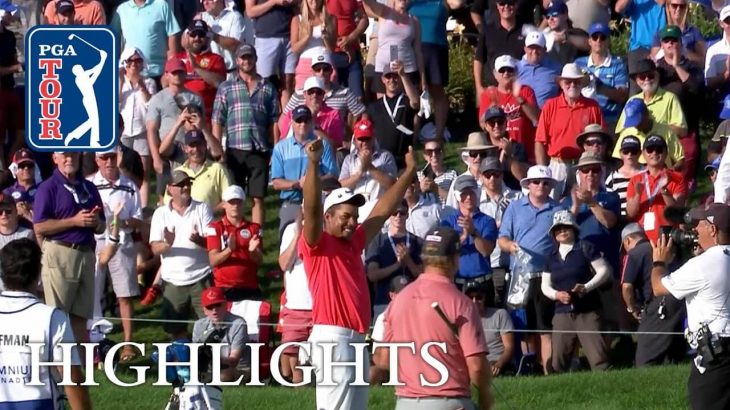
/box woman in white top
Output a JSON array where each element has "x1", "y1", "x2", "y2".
[
  {"x1": 290, "y1": 0, "x2": 337, "y2": 90},
  {"x1": 118, "y1": 47, "x2": 158, "y2": 209},
  {"x1": 363, "y1": 0, "x2": 426, "y2": 95}
]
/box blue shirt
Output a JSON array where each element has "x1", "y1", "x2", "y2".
[
  {"x1": 408, "y1": 0, "x2": 448, "y2": 46},
  {"x1": 623, "y1": 0, "x2": 666, "y2": 51},
  {"x1": 111, "y1": 0, "x2": 181, "y2": 77},
  {"x1": 574, "y1": 54, "x2": 629, "y2": 122},
  {"x1": 440, "y1": 210, "x2": 498, "y2": 278},
  {"x1": 499, "y1": 196, "x2": 564, "y2": 273},
  {"x1": 270, "y1": 134, "x2": 339, "y2": 203},
  {"x1": 546, "y1": 241, "x2": 601, "y2": 314},
  {"x1": 561, "y1": 189, "x2": 621, "y2": 275},
  {"x1": 517, "y1": 58, "x2": 561, "y2": 109}
]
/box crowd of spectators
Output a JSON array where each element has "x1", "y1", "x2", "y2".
[{"x1": 0, "y1": 0, "x2": 729, "y2": 379}]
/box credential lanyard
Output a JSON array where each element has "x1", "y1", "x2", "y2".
[
  {"x1": 383, "y1": 94, "x2": 404, "y2": 124},
  {"x1": 643, "y1": 172, "x2": 663, "y2": 207}
]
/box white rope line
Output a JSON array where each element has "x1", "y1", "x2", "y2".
[{"x1": 99, "y1": 316, "x2": 687, "y2": 336}]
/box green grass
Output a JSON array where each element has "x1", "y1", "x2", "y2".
[{"x1": 88, "y1": 364, "x2": 690, "y2": 409}]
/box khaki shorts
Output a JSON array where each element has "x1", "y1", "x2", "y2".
[
  {"x1": 41, "y1": 240, "x2": 96, "y2": 319},
  {"x1": 161, "y1": 275, "x2": 213, "y2": 335}
]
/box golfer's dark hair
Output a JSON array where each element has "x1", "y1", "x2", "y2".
[{"x1": 0, "y1": 239, "x2": 42, "y2": 291}]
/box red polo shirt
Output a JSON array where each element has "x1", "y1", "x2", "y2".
[
  {"x1": 326, "y1": 0, "x2": 362, "y2": 52},
  {"x1": 479, "y1": 85, "x2": 538, "y2": 163},
  {"x1": 535, "y1": 94, "x2": 605, "y2": 160},
  {"x1": 626, "y1": 169, "x2": 687, "y2": 242},
  {"x1": 177, "y1": 50, "x2": 226, "y2": 120},
  {"x1": 298, "y1": 224, "x2": 370, "y2": 334},
  {"x1": 206, "y1": 216, "x2": 262, "y2": 290}
]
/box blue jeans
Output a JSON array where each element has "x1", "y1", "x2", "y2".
[{"x1": 331, "y1": 51, "x2": 363, "y2": 98}]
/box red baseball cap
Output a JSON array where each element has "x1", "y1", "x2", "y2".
[
  {"x1": 353, "y1": 119, "x2": 374, "y2": 139},
  {"x1": 165, "y1": 57, "x2": 186, "y2": 73},
  {"x1": 12, "y1": 148, "x2": 34, "y2": 166},
  {"x1": 201, "y1": 287, "x2": 226, "y2": 308}
]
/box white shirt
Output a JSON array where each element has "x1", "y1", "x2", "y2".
[
  {"x1": 662, "y1": 245, "x2": 730, "y2": 336},
  {"x1": 280, "y1": 222, "x2": 312, "y2": 311},
  {"x1": 715, "y1": 152, "x2": 730, "y2": 204},
  {"x1": 119, "y1": 77, "x2": 157, "y2": 137},
  {"x1": 406, "y1": 197, "x2": 442, "y2": 239},
  {"x1": 88, "y1": 172, "x2": 143, "y2": 244},
  {"x1": 705, "y1": 35, "x2": 730, "y2": 81},
  {"x1": 149, "y1": 200, "x2": 213, "y2": 286},
  {"x1": 371, "y1": 311, "x2": 386, "y2": 342},
  {"x1": 202, "y1": 9, "x2": 251, "y2": 72}
]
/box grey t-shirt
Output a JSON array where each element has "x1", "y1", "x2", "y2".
[
  {"x1": 0, "y1": 227, "x2": 35, "y2": 250},
  {"x1": 146, "y1": 88, "x2": 203, "y2": 166},
  {"x1": 192, "y1": 312, "x2": 248, "y2": 368},
  {"x1": 481, "y1": 308, "x2": 514, "y2": 363}
]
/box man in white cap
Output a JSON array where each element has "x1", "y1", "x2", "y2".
[
  {"x1": 205, "y1": 185, "x2": 263, "y2": 301},
  {"x1": 517, "y1": 31, "x2": 561, "y2": 109},
  {"x1": 299, "y1": 135, "x2": 416, "y2": 410},
  {"x1": 497, "y1": 164, "x2": 564, "y2": 374},
  {"x1": 535, "y1": 63, "x2": 605, "y2": 199}
]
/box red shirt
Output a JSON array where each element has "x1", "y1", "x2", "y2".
[
  {"x1": 298, "y1": 225, "x2": 370, "y2": 334},
  {"x1": 626, "y1": 169, "x2": 687, "y2": 242},
  {"x1": 479, "y1": 86, "x2": 538, "y2": 163},
  {"x1": 177, "y1": 50, "x2": 226, "y2": 121},
  {"x1": 206, "y1": 217, "x2": 262, "y2": 290},
  {"x1": 535, "y1": 94, "x2": 605, "y2": 160},
  {"x1": 384, "y1": 274, "x2": 488, "y2": 398},
  {"x1": 326, "y1": 0, "x2": 362, "y2": 52}
]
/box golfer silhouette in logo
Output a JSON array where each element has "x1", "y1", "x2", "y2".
[{"x1": 65, "y1": 34, "x2": 107, "y2": 148}]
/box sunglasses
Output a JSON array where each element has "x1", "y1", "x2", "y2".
[
  {"x1": 563, "y1": 78, "x2": 583, "y2": 85},
  {"x1": 126, "y1": 58, "x2": 143, "y2": 65},
  {"x1": 204, "y1": 302, "x2": 224, "y2": 310},
  {"x1": 0, "y1": 208, "x2": 13, "y2": 215},
  {"x1": 645, "y1": 147, "x2": 666, "y2": 154},
  {"x1": 189, "y1": 31, "x2": 207, "y2": 38},
  {"x1": 483, "y1": 171, "x2": 503, "y2": 179},
  {"x1": 391, "y1": 210, "x2": 408, "y2": 217},
  {"x1": 98, "y1": 154, "x2": 117, "y2": 161},
  {"x1": 590, "y1": 34, "x2": 607, "y2": 42},
  {"x1": 306, "y1": 89, "x2": 324, "y2": 96},
  {"x1": 530, "y1": 180, "x2": 551, "y2": 186},
  {"x1": 636, "y1": 72, "x2": 656, "y2": 81},
  {"x1": 313, "y1": 65, "x2": 332, "y2": 73},
  {"x1": 487, "y1": 118, "x2": 506, "y2": 126},
  {"x1": 424, "y1": 148, "x2": 442, "y2": 156},
  {"x1": 579, "y1": 166, "x2": 601, "y2": 175},
  {"x1": 497, "y1": 67, "x2": 515, "y2": 74},
  {"x1": 469, "y1": 151, "x2": 489, "y2": 159},
  {"x1": 621, "y1": 149, "x2": 639, "y2": 156},
  {"x1": 384, "y1": 73, "x2": 399, "y2": 81},
  {"x1": 358, "y1": 137, "x2": 373, "y2": 143},
  {"x1": 294, "y1": 117, "x2": 311, "y2": 124},
  {"x1": 661, "y1": 37, "x2": 679, "y2": 44},
  {"x1": 17, "y1": 162, "x2": 35, "y2": 169},
  {"x1": 669, "y1": 3, "x2": 687, "y2": 8},
  {"x1": 583, "y1": 139, "x2": 604, "y2": 147},
  {"x1": 172, "y1": 181, "x2": 192, "y2": 188}
]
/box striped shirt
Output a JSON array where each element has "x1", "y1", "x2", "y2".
[
  {"x1": 417, "y1": 168, "x2": 458, "y2": 206},
  {"x1": 285, "y1": 84, "x2": 366, "y2": 118},
  {"x1": 605, "y1": 170, "x2": 633, "y2": 217},
  {"x1": 212, "y1": 76, "x2": 279, "y2": 151}
]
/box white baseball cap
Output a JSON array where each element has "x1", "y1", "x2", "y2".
[
  {"x1": 323, "y1": 187, "x2": 366, "y2": 214},
  {"x1": 721, "y1": 5, "x2": 730, "y2": 21},
  {"x1": 303, "y1": 76, "x2": 325, "y2": 92},
  {"x1": 222, "y1": 185, "x2": 246, "y2": 202},
  {"x1": 494, "y1": 55, "x2": 516, "y2": 71},
  {"x1": 311, "y1": 51, "x2": 333, "y2": 68},
  {"x1": 519, "y1": 165, "x2": 557, "y2": 188},
  {"x1": 525, "y1": 31, "x2": 546, "y2": 48}
]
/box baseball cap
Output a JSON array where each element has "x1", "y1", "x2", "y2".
[
  {"x1": 482, "y1": 106, "x2": 506, "y2": 122},
  {"x1": 622, "y1": 99, "x2": 647, "y2": 128},
  {"x1": 480, "y1": 157, "x2": 502, "y2": 173},
  {"x1": 525, "y1": 31, "x2": 546, "y2": 48},
  {"x1": 705, "y1": 156, "x2": 722, "y2": 172},
  {"x1": 721, "y1": 94, "x2": 730, "y2": 120},
  {"x1": 643, "y1": 134, "x2": 667, "y2": 150},
  {"x1": 12, "y1": 148, "x2": 34, "y2": 166},
  {"x1": 389, "y1": 275, "x2": 412, "y2": 293},
  {"x1": 237, "y1": 43, "x2": 256, "y2": 58},
  {"x1": 689, "y1": 203, "x2": 730, "y2": 233},
  {"x1": 453, "y1": 174, "x2": 479, "y2": 193},
  {"x1": 0, "y1": 193, "x2": 15, "y2": 208},
  {"x1": 323, "y1": 187, "x2": 366, "y2": 214},
  {"x1": 311, "y1": 51, "x2": 333, "y2": 68},
  {"x1": 721, "y1": 5, "x2": 730, "y2": 21},
  {"x1": 55, "y1": 0, "x2": 74, "y2": 13},
  {"x1": 494, "y1": 55, "x2": 516, "y2": 71},
  {"x1": 353, "y1": 119, "x2": 374, "y2": 139},
  {"x1": 422, "y1": 227, "x2": 461, "y2": 258},
  {"x1": 165, "y1": 57, "x2": 186, "y2": 73},
  {"x1": 621, "y1": 223, "x2": 644, "y2": 242},
  {"x1": 545, "y1": 0, "x2": 568, "y2": 15},
  {"x1": 222, "y1": 185, "x2": 246, "y2": 202},
  {"x1": 201, "y1": 287, "x2": 227, "y2": 308},
  {"x1": 660, "y1": 25, "x2": 682, "y2": 41},
  {"x1": 620, "y1": 135, "x2": 641, "y2": 151},
  {"x1": 184, "y1": 129, "x2": 206, "y2": 145},
  {"x1": 292, "y1": 105, "x2": 313, "y2": 122},
  {"x1": 169, "y1": 170, "x2": 193, "y2": 186},
  {"x1": 588, "y1": 22, "x2": 609, "y2": 37},
  {"x1": 188, "y1": 19, "x2": 209, "y2": 35},
  {"x1": 95, "y1": 147, "x2": 117, "y2": 156},
  {"x1": 303, "y1": 76, "x2": 325, "y2": 92}
]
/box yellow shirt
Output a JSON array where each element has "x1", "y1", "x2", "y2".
[
  {"x1": 615, "y1": 88, "x2": 687, "y2": 134},
  {"x1": 612, "y1": 123, "x2": 684, "y2": 167},
  {"x1": 164, "y1": 160, "x2": 232, "y2": 208}
]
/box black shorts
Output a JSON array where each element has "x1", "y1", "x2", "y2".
[
  {"x1": 422, "y1": 43, "x2": 449, "y2": 86},
  {"x1": 370, "y1": 71, "x2": 421, "y2": 94},
  {"x1": 527, "y1": 276, "x2": 555, "y2": 332},
  {"x1": 225, "y1": 148, "x2": 270, "y2": 199}
]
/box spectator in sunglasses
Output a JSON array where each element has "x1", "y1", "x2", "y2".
[
  {"x1": 417, "y1": 140, "x2": 457, "y2": 205},
  {"x1": 541, "y1": 0, "x2": 589, "y2": 66},
  {"x1": 445, "y1": 132, "x2": 496, "y2": 209},
  {"x1": 44, "y1": 0, "x2": 106, "y2": 26},
  {"x1": 649, "y1": 0, "x2": 705, "y2": 65},
  {"x1": 605, "y1": 136, "x2": 644, "y2": 219},
  {"x1": 615, "y1": 0, "x2": 666, "y2": 95},
  {"x1": 0, "y1": 194, "x2": 35, "y2": 252},
  {"x1": 517, "y1": 31, "x2": 561, "y2": 110},
  {"x1": 3, "y1": 149, "x2": 40, "y2": 225},
  {"x1": 575, "y1": 22, "x2": 629, "y2": 131},
  {"x1": 480, "y1": 106, "x2": 530, "y2": 189}
]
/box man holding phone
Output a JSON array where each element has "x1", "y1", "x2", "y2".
[{"x1": 33, "y1": 152, "x2": 106, "y2": 350}]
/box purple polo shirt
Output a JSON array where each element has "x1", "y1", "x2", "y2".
[
  {"x1": 33, "y1": 169, "x2": 103, "y2": 246},
  {"x1": 2, "y1": 181, "x2": 38, "y2": 203}
]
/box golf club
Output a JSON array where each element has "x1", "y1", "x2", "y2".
[
  {"x1": 431, "y1": 302, "x2": 459, "y2": 340},
  {"x1": 68, "y1": 33, "x2": 103, "y2": 53}
]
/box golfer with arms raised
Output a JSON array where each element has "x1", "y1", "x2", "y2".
[{"x1": 299, "y1": 136, "x2": 416, "y2": 410}]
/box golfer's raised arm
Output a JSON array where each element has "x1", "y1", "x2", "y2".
[
  {"x1": 89, "y1": 50, "x2": 107, "y2": 82},
  {"x1": 303, "y1": 138, "x2": 325, "y2": 246},
  {"x1": 362, "y1": 146, "x2": 417, "y2": 243}
]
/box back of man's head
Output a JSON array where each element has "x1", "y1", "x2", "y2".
[{"x1": 0, "y1": 239, "x2": 42, "y2": 291}]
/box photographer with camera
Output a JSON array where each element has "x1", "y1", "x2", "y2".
[{"x1": 650, "y1": 203, "x2": 730, "y2": 410}]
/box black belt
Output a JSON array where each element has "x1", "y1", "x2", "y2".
[
  {"x1": 47, "y1": 239, "x2": 94, "y2": 253},
  {"x1": 454, "y1": 274, "x2": 492, "y2": 285}
]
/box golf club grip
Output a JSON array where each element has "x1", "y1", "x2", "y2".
[{"x1": 431, "y1": 302, "x2": 459, "y2": 339}]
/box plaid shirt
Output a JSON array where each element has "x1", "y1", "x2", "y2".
[{"x1": 212, "y1": 75, "x2": 279, "y2": 151}]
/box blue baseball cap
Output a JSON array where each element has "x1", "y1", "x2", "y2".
[
  {"x1": 292, "y1": 105, "x2": 313, "y2": 122},
  {"x1": 482, "y1": 106, "x2": 506, "y2": 121},
  {"x1": 0, "y1": 0, "x2": 18, "y2": 16},
  {"x1": 721, "y1": 94, "x2": 730, "y2": 120},
  {"x1": 545, "y1": 0, "x2": 568, "y2": 15},
  {"x1": 623, "y1": 99, "x2": 647, "y2": 128},
  {"x1": 588, "y1": 22, "x2": 609, "y2": 37},
  {"x1": 705, "y1": 156, "x2": 722, "y2": 171},
  {"x1": 184, "y1": 129, "x2": 205, "y2": 145}
]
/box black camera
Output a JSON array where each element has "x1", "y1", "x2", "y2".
[
  {"x1": 659, "y1": 225, "x2": 698, "y2": 249},
  {"x1": 697, "y1": 323, "x2": 725, "y2": 365}
]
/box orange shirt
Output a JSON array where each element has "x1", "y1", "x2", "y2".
[
  {"x1": 298, "y1": 225, "x2": 370, "y2": 334},
  {"x1": 384, "y1": 274, "x2": 488, "y2": 398},
  {"x1": 535, "y1": 94, "x2": 605, "y2": 160},
  {"x1": 206, "y1": 217, "x2": 262, "y2": 290},
  {"x1": 44, "y1": 0, "x2": 106, "y2": 25},
  {"x1": 626, "y1": 169, "x2": 687, "y2": 242}
]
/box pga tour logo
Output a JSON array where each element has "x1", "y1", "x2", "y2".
[{"x1": 25, "y1": 26, "x2": 118, "y2": 152}]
